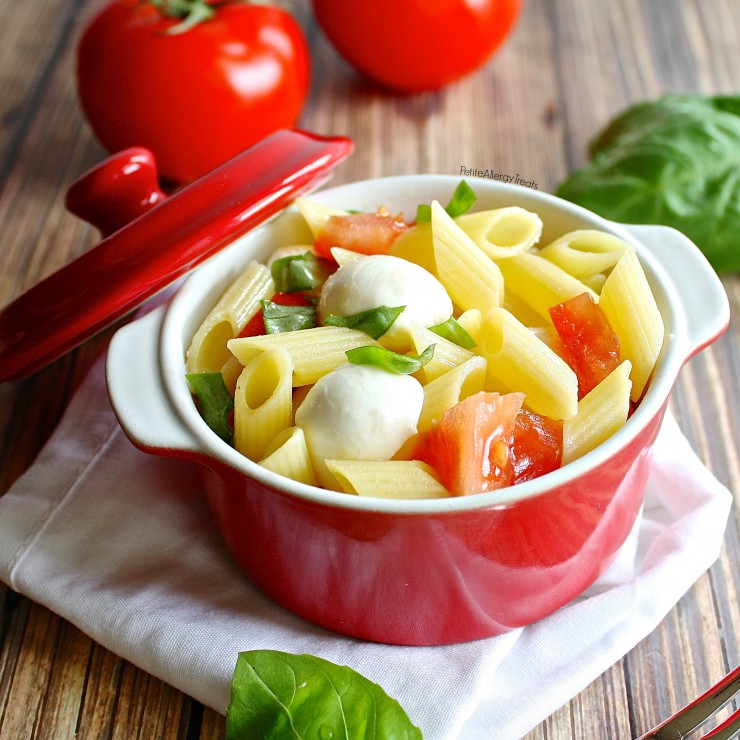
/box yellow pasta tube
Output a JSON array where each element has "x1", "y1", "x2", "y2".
[
  {"x1": 496, "y1": 253, "x2": 596, "y2": 323},
  {"x1": 598, "y1": 249, "x2": 664, "y2": 401},
  {"x1": 456, "y1": 308, "x2": 482, "y2": 345},
  {"x1": 234, "y1": 349, "x2": 294, "y2": 461},
  {"x1": 408, "y1": 322, "x2": 476, "y2": 383},
  {"x1": 479, "y1": 308, "x2": 578, "y2": 420},
  {"x1": 388, "y1": 222, "x2": 437, "y2": 275},
  {"x1": 185, "y1": 261, "x2": 274, "y2": 374},
  {"x1": 228, "y1": 326, "x2": 381, "y2": 386},
  {"x1": 294, "y1": 198, "x2": 347, "y2": 238},
  {"x1": 538, "y1": 230, "x2": 629, "y2": 280},
  {"x1": 259, "y1": 426, "x2": 318, "y2": 486},
  {"x1": 456, "y1": 206, "x2": 543, "y2": 259},
  {"x1": 325, "y1": 459, "x2": 450, "y2": 499},
  {"x1": 431, "y1": 200, "x2": 503, "y2": 314},
  {"x1": 418, "y1": 355, "x2": 487, "y2": 432},
  {"x1": 329, "y1": 247, "x2": 365, "y2": 266},
  {"x1": 562, "y1": 360, "x2": 632, "y2": 464}
]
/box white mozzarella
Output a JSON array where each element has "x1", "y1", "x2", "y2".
[{"x1": 317, "y1": 254, "x2": 453, "y2": 349}]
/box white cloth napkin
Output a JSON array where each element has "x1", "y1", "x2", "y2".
[{"x1": 0, "y1": 352, "x2": 732, "y2": 740}]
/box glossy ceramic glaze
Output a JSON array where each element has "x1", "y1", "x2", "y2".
[{"x1": 106, "y1": 175, "x2": 729, "y2": 645}]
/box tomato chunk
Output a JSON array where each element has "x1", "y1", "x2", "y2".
[
  {"x1": 511, "y1": 409, "x2": 563, "y2": 484},
  {"x1": 549, "y1": 292, "x2": 620, "y2": 398},
  {"x1": 413, "y1": 392, "x2": 524, "y2": 496},
  {"x1": 314, "y1": 211, "x2": 409, "y2": 258},
  {"x1": 238, "y1": 292, "x2": 314, "y2": 338}
]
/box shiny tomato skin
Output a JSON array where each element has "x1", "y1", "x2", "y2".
[
  {"x1": 511, "y1": 409, "x2": 563, "y2": 484},
  {"x1": 314, "y1": 213, "x2": 409, "y2": 258},
  {"x1": 311, "y1": 0, "x2": 522, "y2": 92},
  {"x1": 76, "y1": 1, "x2": 310, "y2": 185},
  {"x1": 549, "y1": 292, "x2": 621, "y2": 398},
  {"x1": 414, "y1": 391, "x2": 524, "y2": 496}
]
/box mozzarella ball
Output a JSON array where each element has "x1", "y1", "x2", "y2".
[
  {"x1": 317, "y1": 254, "x2": 453, "y2": 349},
  {"x1": 294, "y1": 363, "x2": 424, "y2": 486}
]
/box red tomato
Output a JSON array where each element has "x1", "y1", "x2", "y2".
[
  {"x1": 314, "y1": 212, "x2": 409, "y2": 258},
  {"x1": 76, "y1": 0, "x2": 311, "y2": 185},
  {"x1": 311, "y1": 0, "x2": 522, "y2": 92},
  {"x1": 238, "y1": 292, "x2": 314, "y2": 338},
  {"x1": 414, "y1": 392, "x2": 524, "y2": 496},
  {"x1": 511, "y1": 410, "x2": 563, "y2": 484},
  {"x1": 549, "y1": 292, "x2": 621, "y2": 398}
]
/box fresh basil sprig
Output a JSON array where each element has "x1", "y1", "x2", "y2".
[
  {"x1": 226, "y1": 650, "x2": 422, "y2": 740},
  {"x1": 271, "y1": 251, "x2": 333, "y2": 293},
  {"x1": 556, "y1": 94, "x2": 740, "y2": 273},
  {"x1": 261, "y1": 299, "x2": 317, "y2": 334},
  {"x1": 428, "y1": 316, "x2": 476, "y2": 349},
  {"x1": 346, "y1": 344, "x2": 435, "y2": 374},
  {"x1": 417, "y1": 179, "x2": 477, "y2": 223},
  {"x1": 185, "y1": 372, "x2": 233, "y2": 443},
  {"x1": 323, "y1": 305, "x2": 405, "y2": 339}
]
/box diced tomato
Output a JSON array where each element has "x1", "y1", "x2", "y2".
[
  {"x1": 549, "y1": 292, "x2": 620, "y2": 398},
  {"x1": 511, "y1": 409, "x2": 563, "y2": 484},
  {"x1": 413, "y1": 391, "x2": 524, "y2": 496},
  {"x1": 237, "y1": 292, "x2": 314, "y2": 338},
  {"x1": 313, "y1": 211, "x2": 409, "y2": 258}
]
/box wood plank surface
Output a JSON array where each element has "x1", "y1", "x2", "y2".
[{"x1": 0, "y1": 0, "x2": 738, "y2": 738}]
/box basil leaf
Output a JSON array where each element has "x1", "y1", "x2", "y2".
[
  {"x1": 271, "y1": 251, "x2": 332, "y2": 293},
  {"x1": 556, "y1": 94, "x2": 740, "y2": 273},
  {"x1": 428, "y1": 316, "x2": 476, "y2": 349},
  {"x1": 416, "y1": 179, "x2": 477, "y2": 223},
  {"x1": 261, "y1": 299, "x2": 317, "y2": 334},
  {"x1": 323, "y1": 305, "x2": 405, "y2": 339},
  {"x1": 346, "y1": 344, "x2": 435, "y2": 374},
  {"x1": 185, "y1": 372, "x2": 233, "y2": 443},
  {"x1": 226, "y1": 650, "x2": 422, "y2": 740}
]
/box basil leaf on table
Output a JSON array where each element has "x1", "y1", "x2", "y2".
[
  {"x1": 417, "y1": 179, "x2": 477, "y2": 223},
  {"x1": 185, "y1": 372, "x2": 233, "y2": 443},
  {"x1": 323, "y1": 305, "x2": 405, "y2": 339},
  {"x1": 556, "y1": 94, "x2": 740, "y2": 273},
  {"x1": 226, "y1": 650, "x2": 423, "y2": 740},
  {"x1": 346, "y1": 344, "x2": 435, "y2": 374}
]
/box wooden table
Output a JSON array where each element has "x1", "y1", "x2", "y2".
[{"x1": 1, "y1": 0, "x2": 738, "y2": 737}]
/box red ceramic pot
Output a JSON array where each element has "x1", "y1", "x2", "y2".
[{"x1": 106, "y1": 174, "x2": 729, "y2": 645}]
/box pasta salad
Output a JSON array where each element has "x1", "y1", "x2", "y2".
[{"x1": 185, "y1": 182, "x2": 664, "y2": 499}]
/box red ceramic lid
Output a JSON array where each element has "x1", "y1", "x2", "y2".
[{"x1": 0, "y1": 129, "x2": 353, "y2": 382}]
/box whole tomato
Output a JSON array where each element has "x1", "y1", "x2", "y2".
[
  {"x1": 311, "y1": 0, "x2": 522, "y2": 93},
  {"x1": 76, "y1": 0, "x2": 311, "y2": 185}
]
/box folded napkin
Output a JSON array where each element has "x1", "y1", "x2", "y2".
[{"x1": 0, "y1": 351, "x2": 732, "y2": 740}]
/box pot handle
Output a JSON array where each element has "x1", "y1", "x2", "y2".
[
  {"x1": 106, "y1": 307, "x2": 203, "y2": 456},
  {"x1": 620, "y1": 223, "x2": 730, "y2": 360}
]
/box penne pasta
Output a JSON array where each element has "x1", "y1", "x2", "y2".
[
  {"x1": 259, "y1": 426, "x2": 318, "y2": 486},
  {"x1": 496, "y1": 253, "x2": 596, "y2": 323},
  {"x1": 431, "y1": 200, "x2": 503, "y2": 314},
  {"x1": 418, "y1": 355, "x2": 487, "y2": 432},
  {"x1": 538, "y1": 229, "x2": 630, "y2": 280},
  {"x1": 228, "y1": 326, "x2": 381, "y2": 386},
  {"x1": 408, "y1": 322, "x2": 476, "y2": 383},
  {"x1": 562, "y1": 360, "x2": 632, "y2": 464},
  {"x1": 234, "y1": 349, "x2": 294, "y2": 461},
  {"x1": 329, "y1": 247, "x2": 366, "y2": 266},
  {"x1": 456, "y1": 206, "x2": 543, "y2": 259},
  {"x1": 294, "y1": 198, "x2": 348, "y2": 238},
  {"x1": 185, "y1": 261, "x2": 274, "y2": 374},
  {"x1": 325, "y1": 459, "x2": 450, "y2": 499},
  {"x1": 598, "y1": 249, "x2": 664, "y2": 401},
  {"x1": 479, "y1": 307, "x2": 578, "y2": 419},
  {"x1": 388, "y1": 221, "x2": 437, "y2": 275}
]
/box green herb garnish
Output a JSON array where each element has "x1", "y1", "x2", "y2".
[
  {"x1": 226, "y1": 650, "x2": 422, "y2": 740},
  {"x1": 417, "y1": 179, "x2": 477, "y2": 223},
  {"x1": 346, "y1": 344, "x2": 435, "y2": 374},
  {"x1": 323, "y1": 305, "x2": 405, "y2": 339},
  {"x1": 270, "y1": 251, "x2": 332, "y2": 293},
  {"x1": 261, "y1": 299, "x2": 317, "y2": 334},
  {"x1": 556, "y1": 94, "x2": 740, "y2": 273},
  {"x1": 428, "y1": 316, "x2": 476, "y2": 349},
  {"x1": 185, "y1": 372, "x2": 233, "y2": 443}
]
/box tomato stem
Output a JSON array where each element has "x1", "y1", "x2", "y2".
[{"x1": 148, "y1": 0, "x2": 223, "y2": 34}]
